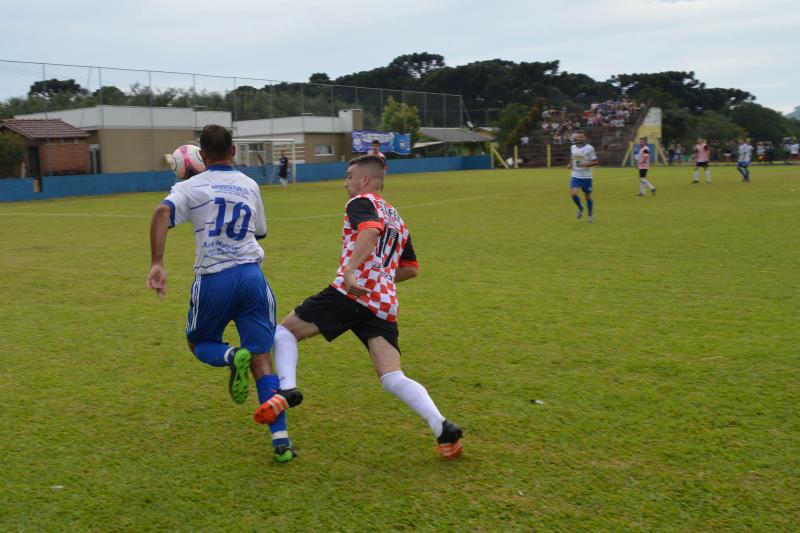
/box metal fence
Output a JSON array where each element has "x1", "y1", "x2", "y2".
[{"x1": 0, "y1": 59, "x2": 464, "y2": 133}]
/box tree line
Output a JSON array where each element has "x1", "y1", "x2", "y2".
[{"x1": 2, "y1": 53, "x2": 798, "y2": 149}]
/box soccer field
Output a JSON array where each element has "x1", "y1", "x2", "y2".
[{"x1": 1, "y1": 165, "x2": 798, "y2": 531}]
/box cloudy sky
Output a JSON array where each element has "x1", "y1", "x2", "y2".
[{"x1": 1, "y1": 0, "x2": 797, "y2": 113}]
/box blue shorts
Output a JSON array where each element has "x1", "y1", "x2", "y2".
[
  {"x1": 737, "y1": 161, "x2": 750, "y2": 167},
  {"x1": 186, "y1": 262, "x2": 276, "y2": 353},
  {"x1": 570, "y1": 177, "x2": 593, "y2": 194}
]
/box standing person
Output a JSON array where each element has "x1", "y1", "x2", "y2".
[
  {"x1": 569, "y1": 130, "x2": 599, "y2": 222},
  {"x1": 369, "y1": 139, "x2": 387, "y2": 164},
  {"x1": 667, "y1": 144, "x2": 676, "y2": 165},
  {"x1": 791, "y1": 140, "x2": 800, "y2": 163},
  {"x1": 636, "y1": 137, "x2": 656, "y2": 196},
  {"x1": 146, "y1": 125, "x2": 299, "y2": 463},
  {"x1": 257, "y1": 154, "x2": 464, "y2": 460},
  {"x1": 737, "y1": 138, "x2": 753, "y2": 182},
  {"x1": 692, "y1": 138, "x2": 712, "y2": 183},
  {"x1": 675, "y1": 144, "x2": 684, "y2": 165},
  {"x1": 756, "y1": 142, "x2": 766, "y2": 165},
  {"x1": 277, "y1": 150, "x2": 290, "y2": 188}
]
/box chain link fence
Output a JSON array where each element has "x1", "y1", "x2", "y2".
[{"x1": 1, "y1": 60, "x2": 470, "y2": 175}]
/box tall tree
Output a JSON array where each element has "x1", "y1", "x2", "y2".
[{"x1": 379, "y1": 96, "x2": 421, "y2": 144}]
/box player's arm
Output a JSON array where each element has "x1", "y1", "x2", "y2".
[
  {"x1": 580, "y1": 158, "x2": 599, "y2": 168},
  {"x1": 396, "y1": 235, "x2": 419, "y2": 283},
  {"x1": 342, "y1": 198, "x2": 383, "y2": 296},
  {"x1": 147, "y1": 202, "x2": 172, "y2": 298},
  {"x1": 342, "y1": 227, "x2": 381, "y2": 296}
]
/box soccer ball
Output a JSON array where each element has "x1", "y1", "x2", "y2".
[{"x1": 170, "y1": 144, "x2": 206, "y2": 180}]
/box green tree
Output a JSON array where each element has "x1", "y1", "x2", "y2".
[
  {"x1": 494, "y1": 103, "x2": 529, "y2": 148},
  {"x1": 378, "y1": 96, "x2": 421, "y2": 144},
  {"x1": 694, "y1": 110, "x2": 746, "y2": 145},
  {"x1": 0, "y1": 132, "x2": 26, "y2": 178},
  {"x1": 727, "y1": 102, "x2": 790, "y2": 143},
  {"x1": 507, "y1": 98, "x2": 546, "y2": 149}
]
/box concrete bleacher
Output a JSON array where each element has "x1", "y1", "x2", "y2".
[{"x1": 518, "y1": 107, "x2": 647, "y2": 167}]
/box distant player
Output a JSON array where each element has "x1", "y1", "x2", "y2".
[
  {"x1": 146, "y1": 125, "x2": 300, "y2": 462},
  {"x1": 278, "y1": 150, "x2": 289, "y2": 188},
  {"x1": 258, "y1": 154, "x2": 464, "y2": 459},
  {"x1": 636, "y1": 137, "x2": 656, "y2": 196},
  {"x1": 369, "y1": 139, "x2": 387, "y2": 164},
  {"x1": 737, "y1": 138, "x2": 753, "y2": 182},
  {"x1": 692, "y1": 138, "x2": 712, "y2": 183},
  {"x1": 569, "y1": 129, "x2": 599, "y2": 222}
]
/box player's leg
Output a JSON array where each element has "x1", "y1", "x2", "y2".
[
  {"x1": 570, "y1": 181, "x2": 583, "y2": 219},
  {"x1": 256, "y1": 287, "x2": 351, "y2": 426},
  {"x1": 639, "y1": 169, "x2": 655, "y2": 195},
  {"x1": 584, "y1": 182, "x2": 594, "y2": 222},
  {"x1": 744, "y1": 163, "x2": 750, "y2": 182},
  {"x1": 705, "y1": 163, "x2": 712, "y2": 183},
  {"x1": 692, "y1": 164, "x2": 699, "y2": 183},
  {"x1": 233, "y1": 266, "x2": 302, "y2": 461},
  {"x1": 186, "y1": 271, "x2": 252, "y2": 404},
  {"x1": 366, "y1": 334, "x2": 463, "y2": 459}
]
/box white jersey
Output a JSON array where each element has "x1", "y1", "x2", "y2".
[
  {"x1": 570, "y1": 143, "x2": 598, "y2": 179},
  {"x1": 738, "y1": 143, "x2": 752, "y2": 163},
  {"x1": 163, "y1": 165, "x2": 267, "y2": 275}
]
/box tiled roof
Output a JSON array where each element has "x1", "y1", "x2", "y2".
[
  {"x1": 419, "y1": 127, "x2": 494, "y2": 143},
  {"x1": 0, "y1": 119, "x2": 90, "y2": 140}
]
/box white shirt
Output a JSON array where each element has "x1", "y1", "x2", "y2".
[
  {"x1": 738, "y1": 143, "x2": 752, "y2": 163},
  {"x1": 792, "y1": 143, "x2": 800, "y2": 155},
  {"x1": 163, "y1": 165, "x2": 267, "y2": 275},
  {"x1": 571, "y1": 143, "x2": 598, "y2": 179}
]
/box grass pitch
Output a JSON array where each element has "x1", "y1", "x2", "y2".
[{"x1": 1, "y1": 164, "x2": 798, "y2": 531}]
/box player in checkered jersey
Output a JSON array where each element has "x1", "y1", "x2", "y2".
[{"x1": 254, "y1": 154, "x2": 464, "y2": 459}]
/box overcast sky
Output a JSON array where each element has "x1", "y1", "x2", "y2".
[{"x1": 1, "y1": 0, "x2": 797, "y2": 114}]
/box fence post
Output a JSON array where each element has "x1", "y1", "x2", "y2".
[{"x1": 547, "y1": 144, "x2": 551, "y2": 167}]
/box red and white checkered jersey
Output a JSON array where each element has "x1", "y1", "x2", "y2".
[
  {"x1": 637, "y1": 145, "x2": 650, "y2": 169},
  {"x1": 330, "y1": 193, "x2": 417, "y2": 322},
  {"x1": 694, "y1": 143, "x2": 709, "y2": 162}
]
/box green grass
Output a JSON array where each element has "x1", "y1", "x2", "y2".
[{"x1": 1, "y1": 164, "x2": 798, "y2": 531}]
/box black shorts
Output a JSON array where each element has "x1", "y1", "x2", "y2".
[
  {"x1": 696, "y1": 161, "x2": 709, "y2": 168},
  {"x1": 294, "y1": 286, "x2": 400, "y2": 352},
  {"x1": 638, "y1": 168, "x2": 648, "y2": 178},
  {"x1": 278, "y1": 168, "x2": 288, "y2": 178}
]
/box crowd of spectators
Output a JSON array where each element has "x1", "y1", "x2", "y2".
[{"x1": 539, "y1": 99, "x2": 642, "y2": 144}]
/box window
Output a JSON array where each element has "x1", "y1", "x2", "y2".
[{"x1": 314, "y1": 144, "x2": 334, "y2": 156}]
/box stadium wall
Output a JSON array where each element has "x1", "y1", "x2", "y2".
[{"x1": 0, "y1": 155, "x2": 490, "y2": 202}]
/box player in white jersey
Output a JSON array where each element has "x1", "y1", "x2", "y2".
[
  {"x1": 146, "y1": 125, "x2": 301, "y2": 462},
  {"x1": 255, "y1": 155, "x2": 464, "y2": 460},
  {"x1": 737, "y1": 139, "x2": 753, "y2": 182},
  {"x1": 569, "y1": 130, "x2": 599, "y2": 222}
]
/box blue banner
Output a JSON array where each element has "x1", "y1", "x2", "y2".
[{"x1": 352, "y1": 130, "x2": 411, "y2": 156}]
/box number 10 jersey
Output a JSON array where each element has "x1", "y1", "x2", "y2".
[{"x1": 162, "y1": 165, "x2": 267, "y2": 275}]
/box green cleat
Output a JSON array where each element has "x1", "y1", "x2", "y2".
[
  {"x1": 228, "y1": 347, "x2": 251, "y2": 404},
  {"x1": 274, "y1": 445, "x2": 297, "y2": 463}
]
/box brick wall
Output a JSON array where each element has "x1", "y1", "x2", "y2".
[{"x1": 39, "y1": 141, "x2": 91, "y2": 175}]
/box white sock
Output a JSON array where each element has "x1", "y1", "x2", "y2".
[
  {"x1": 273, "y1": 325, "x2": 298, "y2": 389},
  {"x1": 706, "y1": 169, "x2": 712, "y2": 182},
  {"x1": 693, "y1": 169, "x2": 698, "y2": 180},
  {"x1": 642, "y1": 178, "x2": 654, "y2": 190},
  {"x1": 380, "y1": 370, "x2": 445, "y2": 436},
  {"x1": 639, "y1": 179, "x2": 647, "y2": 194}
]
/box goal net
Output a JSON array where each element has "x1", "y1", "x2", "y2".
[{"x1": 232, "y1": 138, "x2": 297, "y2": 184}]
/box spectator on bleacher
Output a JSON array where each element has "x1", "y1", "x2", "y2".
[{"x1": 668, "y1": 144, "x2": 676, "y2": 165}]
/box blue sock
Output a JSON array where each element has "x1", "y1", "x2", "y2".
[
  {"x1": 587, "y1": 198, "x2": 594, "y2": 216},
  {"x1": 256, "y1": 374, "x2": 290, "y2": 448},
  {"x1": 571, "y1": 195, "x2": 583, "y2": 210},
  {"x1": 194, "y1": 342, "x2": 231, "y2": 368}
]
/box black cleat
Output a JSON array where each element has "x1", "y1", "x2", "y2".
[{"x1": 436, "y1": 420, "x2": 463, "y2": 459}]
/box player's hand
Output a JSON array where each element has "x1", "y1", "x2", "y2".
[
  {"x1": 343, "y1": 269, "x2": 367, "y2": 297},
  {"x1": 146, "y1": 264, "x2": 167, "y2": 299}
]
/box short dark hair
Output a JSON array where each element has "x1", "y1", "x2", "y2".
[
  {"x1": 200, "y1": 125, "x2": 232, "y2": 160},
  {"x1": 576, "y1": 129, "x2": 586, "y2": 135},
  {"x1": 348, "y1": 154, "x2": 387, "y2": 176},
  {"x1": 371, "y1": 139, "x2": 380, "y2": 145}
]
